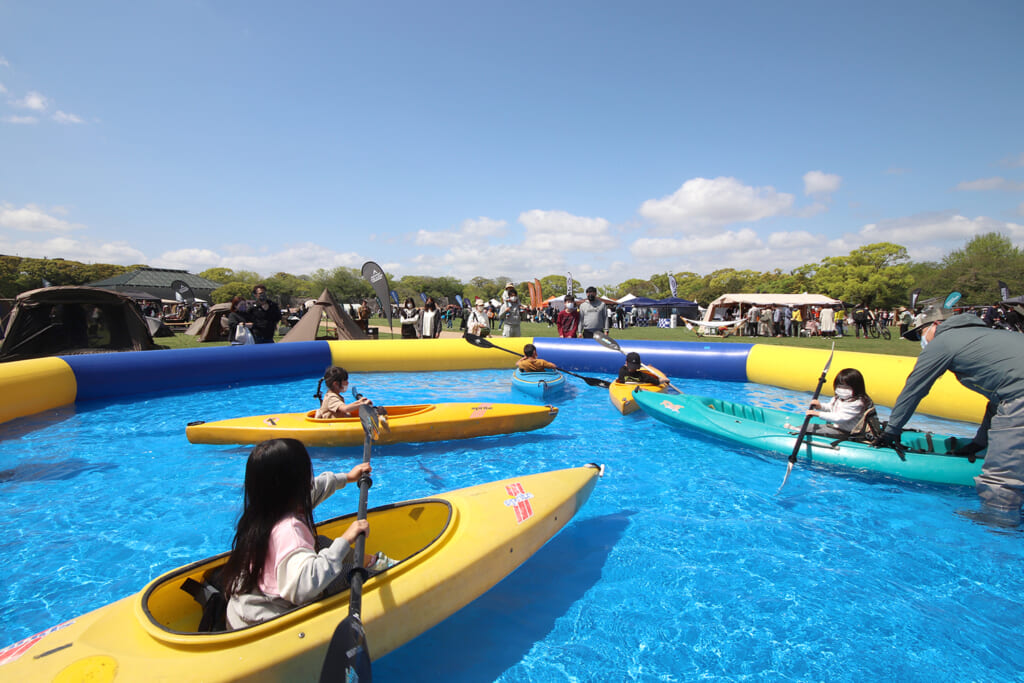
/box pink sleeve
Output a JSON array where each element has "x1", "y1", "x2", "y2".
[{"x1": 259, "y1": 516, "x2": 316, "y2": 597}]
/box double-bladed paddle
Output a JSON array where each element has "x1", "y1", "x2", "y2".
[
  {"x1": 319, "y1": 387, "x2": 380, "y2": 682},
  {"x1": 777, "y1": 342, "x2": 836, "y2": 494},
  {"x1": 591, "y1": 331, "x2": 681, "y2": 393},
  {"x1": 464, "y1": 333, "x2": 612, "y2": 389}
]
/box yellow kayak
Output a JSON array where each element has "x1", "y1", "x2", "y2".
[
  {"x1": 0, "y1": 465, "x2": 602, "y2": 681},
  {"x1": 608, "y1": 365, "x2": 669, "y2": 415},
  {"x1": 186, "y1": 402, "x2": 558, "y2": 446}
]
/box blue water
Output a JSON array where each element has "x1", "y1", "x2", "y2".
[{"x1": 2, "y1": 369, "x2": 1023, "y2": 682}]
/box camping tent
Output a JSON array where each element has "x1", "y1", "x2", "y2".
[
  {"x1": 0, "y1": 286, "x2": 159, "y2": 362},
  {"x1": 145, "y1": 316, "x2": 175, "y2": 338},
  {"x1": 281, "y1": 289, "x2": 368, "y2": 342},
  {"x1": 188, "y1": 302, "x2": 233, "y2": 342}
]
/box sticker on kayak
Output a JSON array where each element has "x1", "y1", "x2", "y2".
[
  {"x1": 660, "y1": 400, "x2": 683, "y2": 413},
  {"x1": 263, "y1": 417, "x2": 278, "y2": 426},
  {"x1": 0, "y1": 620, "x2": 74, "y2": 666},
  {"x1": 504, "y1": 482, "x2": 535, "y2": 523},
  {"x1": 469, "y1": 404, "x2": 493, "y2": 419}
]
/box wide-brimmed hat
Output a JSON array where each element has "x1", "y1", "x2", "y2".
[
  {"x1": 625, "y1": 351, "x2": 642, "y2": 369},
  {"x1": 903, "y1": 305, "x2": 953, "y2": 338}
]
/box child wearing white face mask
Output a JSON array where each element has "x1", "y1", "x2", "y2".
[{"x1": 806, "y1": 368, "x2": 880, "y2": 437}]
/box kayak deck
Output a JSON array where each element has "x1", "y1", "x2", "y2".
[{"x1": 186, "y1": 402, "x2": 559, "y2": 447}]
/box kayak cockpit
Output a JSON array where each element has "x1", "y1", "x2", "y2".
[
  {"x1": 138, "y1": 499, "x2": 452, "y2": 643},
  {"x1": 304, "y1": 405, "x2": 435, "y2": 423}
]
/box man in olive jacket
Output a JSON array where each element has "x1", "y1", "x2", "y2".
[{"x1": 879, "y1": 311, "x2": 1024, "y2": 513}]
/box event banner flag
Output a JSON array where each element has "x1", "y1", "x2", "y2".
[
  {"x1": 527, "y1": 281, "x2": 538, "y2": 308},
  {"x1": 999, "y1": 280, "x2": 1010, "y2": 301},
  {"x1": 360, "y1": 261, "x2": 394, "y2": 330},
  {"x1": 567, "y1": 272, "x2": 574, "y2": 297},
  {"x1": 171, "y1": 279, "x2": 195, "y2": 304},
  {"x1": 668, "y1": 273, "x2": 678, "y2": 298},
  {"x1": 534, "y1": 278, "x2": 543, "y2": 306},
  {"x1": 909, "y1": 287, "x2": 922, "y2": 310}
]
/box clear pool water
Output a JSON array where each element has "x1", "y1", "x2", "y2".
[{"x1": 2, "y1": 369, "x2": 1023, "y2": 682}]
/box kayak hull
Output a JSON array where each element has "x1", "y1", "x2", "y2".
[
  {"x1": 634, "y1": 391, "x2": 984, "y2": 486},
  {"x1": 0, "y1": 465, "x2": 602, "y2": 681},
  {"x1": 186, "y1": 402, "x2": 559, "y2": 446},
  {"x1": 608, "y1": 366, "x2": 668, "y2": 415},
  {"x1": 511, "y1": 369, "x2": 566, "y2": 399}
]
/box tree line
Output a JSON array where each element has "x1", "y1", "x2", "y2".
[{"x1": 2, "y1": 233, "x2": 1022, "y2": 310}]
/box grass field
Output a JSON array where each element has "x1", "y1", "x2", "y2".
[{"x1": 158, "y1": 318, "x2": 921, "y2": 358}]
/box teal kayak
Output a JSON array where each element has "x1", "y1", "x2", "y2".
[
  {"x1": 633, "y1": 391, "x2": 984, "y2": 486},
  {"x1": 511, "y1": 368, "x2": 566, "y2": 399}
]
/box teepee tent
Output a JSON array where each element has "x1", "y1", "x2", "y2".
[{"x1": 281, "y1": 289, "x2": 368, "y2": 342}]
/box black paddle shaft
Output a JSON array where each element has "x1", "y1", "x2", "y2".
[
  {"x1": 463, "y1": 334, "x2": 611, "y2": 388},
  {"x1": 319, "y1": 396, "x2": 378, "y2": 682}
]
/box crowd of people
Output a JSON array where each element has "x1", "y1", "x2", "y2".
[{"x1": 710, "y1": 301, "x2": 1024, "y2": 339}]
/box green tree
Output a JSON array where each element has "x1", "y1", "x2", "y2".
[
  {"x1": 937, "y1": 232, "x2": 1024, "y2": 304},
  {"x1": 308, "y1": 267, "x2": 374, "y2": 304},
  {"x1": 210, "y1": 282, "x2": 254, "y2": 304},
  {"x1": 810, "y1": 242, "x2": 913, "y2": 307},
  {"x1": 265, "y1": 272, "x2": 318, "y2": 307}
]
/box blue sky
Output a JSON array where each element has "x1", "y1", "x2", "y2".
[{"x1": 1, "y1": 1, "x2": 1022, "y2": 286}]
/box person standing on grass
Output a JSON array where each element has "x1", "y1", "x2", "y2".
[{"x1": 578, "y1": 287, "x2": 608, "y2": 339}]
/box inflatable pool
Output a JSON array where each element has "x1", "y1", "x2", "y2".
[{"x1": 0, "y1": 338, "x2": 985, "y2": 426}]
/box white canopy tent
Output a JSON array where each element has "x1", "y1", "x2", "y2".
[{"x1": 703, "y1": 293, "x2": 842, "y2": 322}]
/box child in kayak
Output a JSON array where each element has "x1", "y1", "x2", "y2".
[
  {"x1": 617, "y1": 351, "x2": 669, "y2": 387},
  {"x1": 315, "y1": 366, "x2": 372, "y2": 418},
  {"x1": 222, "y1": 438, "x2": 395, "y2": 629},
  {"x1": 806, "y1": 367, "x2": 881, "y2": 439},
  {"x1": 516, "y1": 343, "x2": 558, "y2": 372}
]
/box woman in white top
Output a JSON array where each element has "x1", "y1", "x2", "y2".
[{"x1": 420, "y1": 297, "x2": 442, "y2": 338}]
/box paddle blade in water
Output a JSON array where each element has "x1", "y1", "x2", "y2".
[{"x1": 319, "y1": 616, "x2": 372, "y2": 683}]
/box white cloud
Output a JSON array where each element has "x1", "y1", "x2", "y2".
[
  {"x1": 519, "y1": 209, "x2": 617, "y2": 251},
  {"x1": 0, "y1": 56, "x2": 8, "y2": 67},
  {"x1": 156, "y1": 243, "x2": 367, "y2": 276},
  {"x1": 415, "y1": 216, "x2": 507, "y2": 247},
  {"x1": 0, "y1": 203, "x2": 84, "y2": 232},
  {"x1": 52, "y1": 110, "x2": 84, "y2": 125},
  {"x1": 13, "y1": 90, "x2": 48, "y2": 111},
  {"x1": 630, "y1": 228, "x2": 763, "y2": 258},
  {"x1": 853, "y1": 212, "x2": 1024, "y2": 262},
  {"x1": 0, "y1": 235, "x2": 146, "y2": 264},
  {"x1": 767, "y1": 230, "x2": 825, "y2": 248},
  {"x1": 3, "y1": 115, "x2": 37, "y2": 124},
  {"x1": 803, "y1": 171, "x2": 841, "y2": 197},
  {"x1": 999, "y1": 153, "x2": 1024, "y2": 168},
  {"x1": 638, "y1": 177, "x2": 794, "y2": 234},
  {"x1": 1018, "y1": 202, "x2": 1024, "y2": 217},
  {"x1": 954, "y1": 177, "x2": 1024, "y2": 192},
  {"x1": 0, "y1": 82, "x2": 6, "y2": 94}
]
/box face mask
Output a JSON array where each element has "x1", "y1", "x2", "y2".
[
  {"x1": 406, "y1": 304, "x2": 414, "y2": 309},
  {"x1": 509, "y1": 297, "x2": 517, "y2": 303},
  {"x1": 257, "y1": 292, "x2": 267, "y2": 302},
  {"x1": 588, "y1": 294, "x2": 596, "y2": 301},
  {"x1": 834, "y1": 387, "x2": 853, "y2": 399},
  {"x1": 566, "y1": 303, "x2": 575, "y2": 310},
  {"x1": 476, "y1": 305, "x2": 484, "y2": 311}
]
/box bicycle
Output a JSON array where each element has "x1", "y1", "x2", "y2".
[{"x1": 868, "y1": 319, "x2": 891, "y2": 340}]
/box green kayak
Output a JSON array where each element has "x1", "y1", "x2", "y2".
[{"x1": 633, "y1": 391, "x2": 984, "y2": 486}]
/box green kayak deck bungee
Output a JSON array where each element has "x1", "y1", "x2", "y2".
[{"x1": 634, "y1": 392, "x2": 984, "y2": 486}]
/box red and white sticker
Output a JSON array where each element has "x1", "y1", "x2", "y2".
[
  {"x1": 0, "y1": 620, "x2": 74, "y2": 667},
  {"x1": 504, "y1": 482, "x2": 535, "y2": 523}
]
